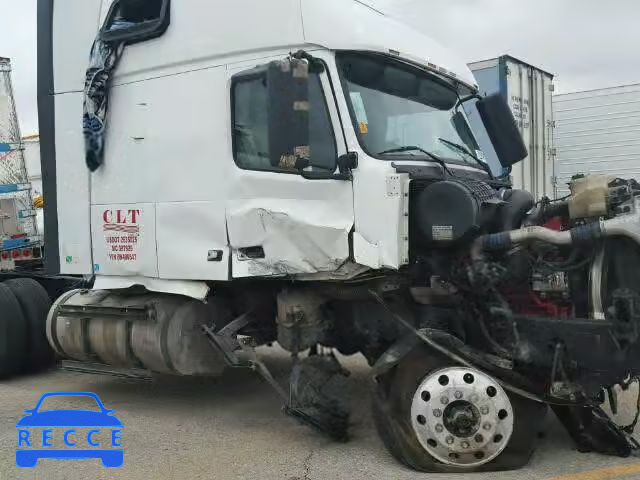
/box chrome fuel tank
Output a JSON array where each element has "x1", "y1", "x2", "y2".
[{"x1": 46, "y1": 289, "x2": 226, "y2": 376}]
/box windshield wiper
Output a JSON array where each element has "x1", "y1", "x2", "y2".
[
  {"x1": 437, "y1": 138, "x2": 494, "y2": 179},
  {"x1": 378, "y1": 146, "x2": 453, "y2": 176}
]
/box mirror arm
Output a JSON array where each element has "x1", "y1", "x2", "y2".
[
  {"x1": 455, "y1": 93, "x2": 482, "y2": 111},
  {"x1": 291, "y1": 50, "x2": 325, "y2": 74},
  {"x1": 338, "y1": 151, "x2": 358, "y2": 174}
]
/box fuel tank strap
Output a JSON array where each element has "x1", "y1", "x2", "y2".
[{"x1": 58, "y1": 303, "x2": 152, "y2": 321}]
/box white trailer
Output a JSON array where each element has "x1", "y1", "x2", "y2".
[
  {"x1": 467, "y1": 56, "x2": 556, "y2": 200},
  {"x1": 20, "y1": 0, "x2": 640, "y2": 472},
  {"x1": 554, "y1": 83, "x2": 640, "y2": 197}
]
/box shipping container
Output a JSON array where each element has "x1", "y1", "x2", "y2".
[
  {"x1": 466, "y1": 55, "x2": 556, "y2": 199},
  {"x1": 553, "y1": 83, "x2": 640, "y2": 197}
]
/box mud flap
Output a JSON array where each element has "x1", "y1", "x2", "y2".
[
  {"x1": 203, "y1": 322, "x2": 351, "y2": 440},
  {"x1": 287, "y1": 354, "x2": 351, "y2": 441},
  {"x1": 552, "y1": 404, "x2": 637, "y2": 457}
]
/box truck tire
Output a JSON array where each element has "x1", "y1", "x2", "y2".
[
  {"x1": 4, "y1": 279, "x2": 54, "y2": 371},
  {"x1": 371, "y1": 345, "x2": 546, "y2": 473},
  {"x1": 0, "y1": 283, "x2": 28, "y2": 377}
]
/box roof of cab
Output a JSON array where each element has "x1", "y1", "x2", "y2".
[
  {"x1": 301, "y1": 0, "x2": 478, "y2": 89},
  {"x1": 52, "y1": 0, "x2": 477, "y2": 92}
]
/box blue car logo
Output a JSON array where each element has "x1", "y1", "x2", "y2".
[{"x1": 16, "y1": 391, "x2": 123, "y2": 468}]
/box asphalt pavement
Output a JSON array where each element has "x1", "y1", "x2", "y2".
[{"x1": 1, "y1": 349, "x2": 639, "y2": 480}]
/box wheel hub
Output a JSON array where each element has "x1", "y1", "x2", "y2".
[
  {"x1": 443, "y1": 400, "x2": 481, "y2": 438},
  {"x1": 410, "y1": 367, "x2": 514, "y2": 467}
]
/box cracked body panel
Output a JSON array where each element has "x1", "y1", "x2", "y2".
[{"x1": 227, "y1": 203, "x2": 353, "y2": 278}]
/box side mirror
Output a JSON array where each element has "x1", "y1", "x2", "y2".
[
  {"x1": 266, "y1": 58, "x2": 311, "y2": 170},
  {"x1": 476, "y1": 93, "x2": 527, "y2": 168}
]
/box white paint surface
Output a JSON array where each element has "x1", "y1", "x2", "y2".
[
  {"x1": 93, "y1": 275, "x2": 209, "y2": 301},
  {"x1": 156, "y1": 201, "x2": 229, "y2": 281},
  {"x1": 54, "y1": 93, "x2": 93, "y2": 274},
  {"x1": 53, "y1": 0, "x2": 103, "y2": 93},
  {"x1": 301, "y1": 0, "x2": 477, "y2": 88}
]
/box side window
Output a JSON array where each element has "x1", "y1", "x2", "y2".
[
  {"x1": 232, "y1": 72, "x2": 337, "y2": 173},
  {"x1": 101, "y1": 0, "x2": 171, "y2": 44}
]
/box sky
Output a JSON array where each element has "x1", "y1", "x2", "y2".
[{"x1": 1, "y1": 0, "x2": 639, "y2": 135}]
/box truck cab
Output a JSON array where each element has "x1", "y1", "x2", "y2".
[
  {"x1": 38, "y1": 0, "x2": 640, "y2": 473},
  {"x1": 41, "y1": 0, "x2": 504, "y2": 288}
]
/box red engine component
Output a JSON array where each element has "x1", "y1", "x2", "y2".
[
  {"x1": 543, "y1": 217, "x2": 563, "y2": 231},
  {"x1": 503, "y1": 215, "x2": 571, "y2": 318},
  {"x1": 505, "y1": 291, "x2": 571, "y2": 318}
]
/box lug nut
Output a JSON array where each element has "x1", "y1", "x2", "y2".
[
  {"x1": 454, "y1": 391, "x2": 463, "y2": 400},
  {"x1": 474, "y1": 434, "x2": 484, "y2": 443},
  {"x1": 483, "y1": 422, "x2": 492, "y2": 431},
  {"x1": 433, "y1": 409, "x2": 442, "y2": 418},
  {"x1": 446, "y1": 436, "x2": 455, "y2": 445},
  {"x1": 480, "y1": 406, "x2": 490, "y2": 415},
  {"x1": 435, "y1": 424, "x2": 444, "y2": 433},
  {"x1": 440, "y1": 396, "x2": 450, "y2": 405},
  {"x1": 461, "y1": 441, "x2": 470, "y2": 449}
]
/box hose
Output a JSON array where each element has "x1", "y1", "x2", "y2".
[
  {"x1": 501, "y1": 189, "x2": 535, "y2": 231},
  {"x1": 473, "y1": 226, "x2": 582, "y2": 261},
  {"x1": 524, "y1": 199, "x2": 570, "y2": 227},
  {"x1": 471, "y1": 222, "x2": 605, "y2": 262},
  {"x1": 511, "y1": 226, "x2": 574, "y2": 245}
]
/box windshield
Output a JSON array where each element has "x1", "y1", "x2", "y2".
[{"x1": 336, "y1": 52, "x2": 481, "y2": 166}]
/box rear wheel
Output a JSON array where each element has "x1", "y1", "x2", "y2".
[
  {"x1": 372, "y1": 346, "x2": 546, "y2": 472},
  {"x1": 0, "y1": 283, "x2": 28, "y2": 377},
  {"x1": 5, "y1": 279, "x2": 54, "y2": 371}
]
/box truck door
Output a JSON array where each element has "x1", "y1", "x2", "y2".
[{"x1": 225, "y1": 53, "x2": 354, "y2": 278}]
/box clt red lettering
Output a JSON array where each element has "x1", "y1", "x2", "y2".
[{"x1": 103, "y1": 209, "x2": 141, "y2": 224}]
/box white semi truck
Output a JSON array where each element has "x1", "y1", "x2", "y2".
[{"x1": 22, "y1": 0, "x2": 640, "y2": 472}]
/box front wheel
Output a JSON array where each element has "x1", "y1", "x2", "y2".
[{"x1": 372, "y1": 346, "x2": 547, "y2": 473}]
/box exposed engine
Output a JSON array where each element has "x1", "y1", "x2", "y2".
[
  {"x1": 385, "y1": 173, "x2": 640, "y2": 462},
  {"x1": 465, "y1": 175, "x2": 640, "y2": 391},
  {"x1": 405, "y1": 174, "x2": 640, "y2": 379}
]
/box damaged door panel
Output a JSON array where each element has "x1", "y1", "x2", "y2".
[
  {"x1": 227, "y1": 196, "x2": 352, "y2": 277},
  {"x1": 226, "y1": 53, "x2": 354, "y2": 278}
]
